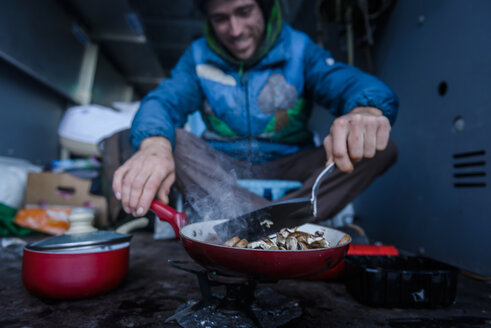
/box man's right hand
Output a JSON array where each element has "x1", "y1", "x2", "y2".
[{"x1": 112, "y1": 136, "x2": 175, "y2": 217}]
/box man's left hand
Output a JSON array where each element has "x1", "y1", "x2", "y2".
[{"x1": 323, "y1": 106, "x2": 391, "y2": 172}]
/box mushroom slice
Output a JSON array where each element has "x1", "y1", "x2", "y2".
[
  {"x1": 290, "y1": 231, "x2": 309, "y2": 244},
  {"x1": 278, "y1": 228, "x2": 290, "y2": 239},
  {"x1": 310, "y1": 239, "x2": 330, "y2": 249},
  {"x1": 285, "y1": 236, "x2": 299, "y2": 250},
  {"x1": 336, "y1": 234, "x2": 351, "y2": 246},
  {"x1": 235, "y1": 239, "x2": 249, "y2": 248},
  {"x1": 247, "y1": 240, "x2": 263, "y2": 249},
  {"x1": 224, "y1": 236, "x2": 240, "y2": 247},
  {"x1": 261, "y1": 239, "x2": 279, "y2": 250},
  {"x1": 248, "y1": 239, "x2": 274, "y2": 249},
  {"x1": 276, "y1": 232, "x2": 286, "y2": 246},
  {"x1": 298, "y1": 241, "x2": 309, "y2": 250}
]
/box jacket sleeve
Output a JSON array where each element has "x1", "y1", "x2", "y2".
[
  {"x1": 130, "y1": 48, "x2": 203, "y2": 150},
  {"x1": 303, "y1": 38, "x2": 398, "y2": 125}
]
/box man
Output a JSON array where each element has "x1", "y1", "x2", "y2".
[{"x1": 113, "y1": 0, "x2": 398, "y2": 222}]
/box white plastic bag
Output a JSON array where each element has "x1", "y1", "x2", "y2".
[
  {"x1": 58, "y1": 104, "x2": 137, "y2": 145},
  {"x1": 0, "y1": 157, "x2": 42, "y2": 209}
]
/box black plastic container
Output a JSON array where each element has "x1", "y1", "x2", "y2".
[{"x1": 344, "y1": 255, "x2": 459, "y2": 307}]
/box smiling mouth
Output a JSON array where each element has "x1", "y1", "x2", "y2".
[{"x1": 230, "y1": 38, "x2": 251, "y2": 50}]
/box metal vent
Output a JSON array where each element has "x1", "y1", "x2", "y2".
[{"x1": 453, "y1": 150, "x2": 486, "y2": 188}]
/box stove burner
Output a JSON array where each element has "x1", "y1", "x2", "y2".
[{"x1": 166, "y1": 260, "x2": 302, "y2": 328}]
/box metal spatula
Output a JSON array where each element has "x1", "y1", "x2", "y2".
[
  {"x1": 311, "y1": 162, "x2": 335, "y2": 217},
  {"x1": 213, "y1": 163, "x2": 336, "y2": 241}
]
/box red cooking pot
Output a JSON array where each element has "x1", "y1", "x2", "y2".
[
  {"x1": 22, "y1": 213, "x2": 147, "y2": 299},
  {"x1": 151, "y1": 200, "x2": 351, "y2": 279}
]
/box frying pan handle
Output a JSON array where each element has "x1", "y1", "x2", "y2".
[{"x1": 150, "y1": 200, "x2": 189, "y2": 239}]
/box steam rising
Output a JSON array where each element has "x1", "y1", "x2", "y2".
[{"x1": 182, "y1": 169, "x2": 270, "y2": 225}]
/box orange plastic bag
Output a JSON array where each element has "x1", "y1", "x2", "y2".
[{"x1": 14, "y1": 208, "x2": 71, "y2": 235}]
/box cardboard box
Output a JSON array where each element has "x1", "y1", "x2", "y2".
[{"x1": 25, "y1": 172, "x2": 107, "y2": 226}]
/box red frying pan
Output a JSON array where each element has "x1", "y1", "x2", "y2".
[{"x1": 151, "y1": 200, "x2": 351, "y2": 279}]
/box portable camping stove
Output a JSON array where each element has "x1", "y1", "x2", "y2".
[{"x1": 166, "y1": 260, "x2": 302, "y2": 328}]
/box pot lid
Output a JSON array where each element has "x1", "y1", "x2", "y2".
[{"x1": 25, "y1": 231, "x2": 132, "y2": 251}]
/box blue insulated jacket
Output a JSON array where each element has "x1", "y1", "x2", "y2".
[{"x1": 131, "y1": 23, "x2": 398, "y2": 162}]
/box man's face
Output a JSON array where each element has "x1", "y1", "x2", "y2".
[{"x1": 207, "y1": 0, "x2": 265, "y2": 60}]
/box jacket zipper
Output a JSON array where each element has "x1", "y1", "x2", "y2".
[{"x1": 242, "y1": 71, "x2": 252, "y2": 159}]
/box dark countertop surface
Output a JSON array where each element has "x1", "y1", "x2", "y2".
[{"x1": 1, "y1": 232, "x2": 490, "y2": 328}]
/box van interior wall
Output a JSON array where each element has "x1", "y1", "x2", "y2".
[
  {"x1": 0, "y1": 59, "x2": 66, "y2": 165},
  {"x1": 354, "y1": 0, "x2": 491, "y2": 276},
  {"x1": 0, "y1": 0, "x2": 134, "y2": 165}
]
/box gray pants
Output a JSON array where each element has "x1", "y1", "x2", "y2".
[{"x1": 173, "y1": 129, "x2": 398, "y2": 222}]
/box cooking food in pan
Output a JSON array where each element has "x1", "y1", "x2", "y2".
[
  {"x1": 151, "y1": 200, "x2": 351, "y2": 279},
  {"x1": 225, "y1": 226, "x2": 351, "y2": 250}
]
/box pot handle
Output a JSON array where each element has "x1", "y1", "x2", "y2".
[{"x1": 150, "y1": 200, "x2": 189, "y2": 239}]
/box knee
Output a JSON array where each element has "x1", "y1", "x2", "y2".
[
  {"x1": 174, "y1": 129, "x2": 197, "y2": 153},
  {"x1": 174, "y1": 128, "x2": 209, "y2": 163},
  {"x1": 174, "y1": 129, "x2": 189, "y2": 161},
  {"x1": 175, "y1": 128, "x2": 192, "y2": 145},
  {"x1": 384, "y1": 139, "x2": 398, "y2": 166},
  {"x1": 371, "y1": 139, "x2": 398, "y2": 172}
]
